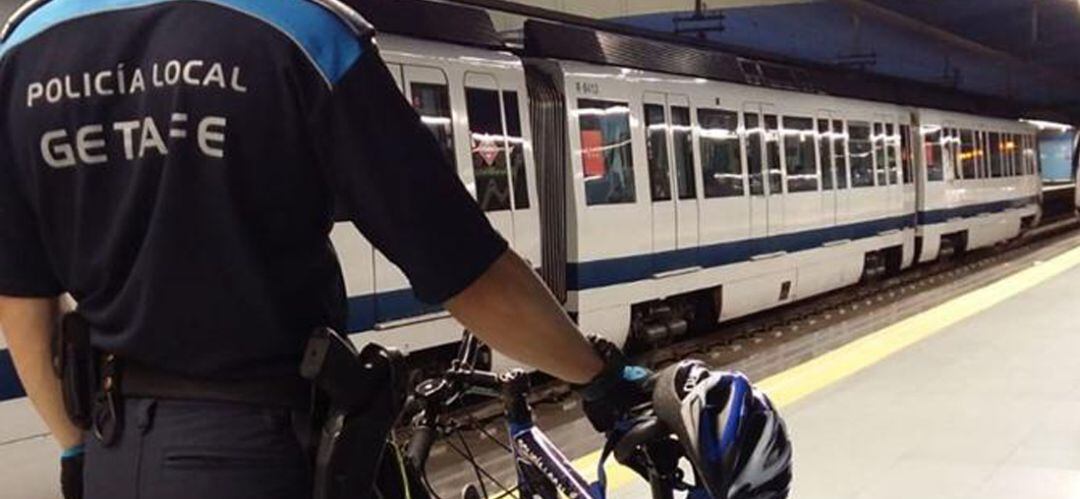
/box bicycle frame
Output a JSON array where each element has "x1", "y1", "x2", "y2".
[
  {"x1": 406, "y1": 332, "x2": 680, "y2": 499},
  {"x1": 508, "y1": 422, "x2": 595, "y2": 498},
  {"x1": 500, "y1": 370, "x2": 595, "y2": 499}
]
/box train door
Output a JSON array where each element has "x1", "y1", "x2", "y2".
[
  {"x1": 643, "y1": 93, "x2": 699, "y2": 268},
  {"x1": 832, "y1": 118, "x2": 852, "y2": 225},
  {"x1": 462, "y1": 72, "x2": 540, "y2": 262},
  {"x1": 817, "y1": 111, "x2": 838, "y2": 226},
  {"x1": 670, "y1": 96, "x2": 699, "y2": 251},
  {"x1": 338, "y1": 64, "x2": 409, "y2": 332},
  {"x1": 465, "y1": 73, "x2": 514, "y2": 240},
  {"x1": 744, "y1": 103, "x2": 768, "y2": 239},
  {"x1": 643, "y1": 92, "x2": 676, "y2": 259},
  {"x1": 762, "y1": 104, "x2": 785, "y2": 235},
  {"x1": 373, "y1": 65, "x2": 458, "y2": 326}
]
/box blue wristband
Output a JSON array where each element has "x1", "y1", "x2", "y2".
[{"x1": 61, "y1": 444, "x2": 85, "y2": 460}]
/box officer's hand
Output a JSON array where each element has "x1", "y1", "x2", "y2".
[
  {"x1": 575, "y1": 335, "x2": 653, "y2": 434},
  {"x1": 61, "y1": 445, "x2": 84, "y2": 499}
]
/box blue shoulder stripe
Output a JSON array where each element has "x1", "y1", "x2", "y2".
[{"x1": 1, "y1": 0, "x2": 363, "y2": 86}]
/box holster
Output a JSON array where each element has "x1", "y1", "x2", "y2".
[
  {"x1": 53, "y1": 312, "x2": 99, "y2": 430},
  {"x1": 300, "y1": 328, "x2": 408, "y2": 499}
]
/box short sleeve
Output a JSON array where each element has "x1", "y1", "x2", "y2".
[
  {"x1": 310, "y1": 47, "x2": 507, "y2": 304},
  {"x1": 0, "y1": 143, "x2": 62, "y2": 297}
]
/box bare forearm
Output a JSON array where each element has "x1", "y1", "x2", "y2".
[
  {"x1": 446, "y1": 251, "x2": 603, "y2": 384},
  {"x1": 0, "y1": 297, "x2": 82, "y2": 449}
]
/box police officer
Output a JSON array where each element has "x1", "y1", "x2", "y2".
[{"x1": 0, "y1": 1, "x2": 649, "y2": 498}]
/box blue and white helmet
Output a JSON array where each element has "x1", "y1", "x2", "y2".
[{"x1": 652, "y1": 360, "x2": 792, "y2": 499}]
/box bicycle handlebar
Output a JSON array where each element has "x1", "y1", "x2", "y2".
[{"x1": 444, "y1": 368, "x2": 502, "y2": 390}]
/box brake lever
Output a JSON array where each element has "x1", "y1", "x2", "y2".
[{"x1": 612, "y1": 416, "x2": 668, "y2": 464}]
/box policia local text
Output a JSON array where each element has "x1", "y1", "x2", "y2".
[{"x1": 25, "y1": 59, "x2": 248, "y2": 107}]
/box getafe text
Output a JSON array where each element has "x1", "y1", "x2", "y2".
[
  {"x1": 40, "y1": 114, "x2": 228, "y2": 169},
  {"x1": 26, "y1": 59, "x2": 247, "y2": 108}
]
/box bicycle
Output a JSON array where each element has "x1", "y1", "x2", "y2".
[{"x1": 392, "y1": 332, "x2": 690, "y2": 499}]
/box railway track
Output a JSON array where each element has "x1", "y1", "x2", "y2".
[{"x1": 414, "y1": 216, "x2": 1080, "y2": 495}]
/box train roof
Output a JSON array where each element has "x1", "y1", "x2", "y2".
[
  {"x1": 523, "y1": 20, "x2": 1019, "y2": 121},
  {"x1": 347, "y1": 0, "x2": 506, "y2": 51}
]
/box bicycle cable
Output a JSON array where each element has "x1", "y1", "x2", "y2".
[
  {"x1": 456, "y1": 431, "x2": 490, "y2": 498},
  {"x1": 442, "y1": 425, "x2": 518, "y2": 498}
]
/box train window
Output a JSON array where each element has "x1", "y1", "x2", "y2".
[
  {"x1": 1018, "y1": 135, "x2": 1027, "y2": 175},
  {"x1": 900, "y1": 124, "x2": 913, "y2": 184},
  {"x1": 578, "y1": 99, "x2": 637, "y2": 205},
  {"x1": 1019, "y1": 135, "x2": 1029, "y2": 175},
  {"x1": 1013, "y1": 135, "x2": 1020, "y2": 176},
  {"x1": 988, "y1": 132, "x2": 1003, "y2": 178},
  {"x1": 503, "y1": 91, "x2": 530, "y2": 209},
  {"x1": 698, "y1": 108, "x2": 745, "y2": 198},
  {"x1": 849, "y1": 122, "x2": 874, "y2": 187},
  {"x1": 959, "y1": 129, "x2": 976, "y2": 180},
  {"x1": 975, "y1": 131, "x2": 988, "y2": 178},
  {"x1": 1024, "y1": 135, "x2": 1037, "y2": 175},
  {"x1": 873, "y1": 123, "x2": 887, "y2": 186},
  {"x1": 818, "y1": 119, "x2": 834, "y2": 190},
  {"x1": 783, "y1": 116, "x2": 818, "y2": 192},
  {"x1": 644, "y1": 104, "x2": 673, "y2": 202},
  {"x1": 746, "y1": 113, "x2": 765, "y2": 195},
  {"x1": 672, "y1": 107, "x2": 697, "y2": 200},
  {"x1": 946, "y1": 128, "x2": 961, "y2": 181},
  {"x1": 833, "y1": 119, "x2": 849, "y2": 189},
  {"x1": 764, "y1": 114, "x2": 783, "y2": 194},
  {"x1": 886, "y1": 123, "x2": 900, "y2": 185},
  {"x1": 922, "y1": 126, "x2": 944, "y2": 182},
  {"x1": 411, "y1": 82, "x2": 457, "y2": 170},
  {"x1": 1009, "y1": 134, "x2": 1022, "y2": 177},
  {"x1": 997, "y1": 133, "x2": 1006, "y2": 176},
  {"x1": 466, "y1": 88, "x2": 511, "y2": 212}
]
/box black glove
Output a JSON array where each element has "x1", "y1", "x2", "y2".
[
  {"x1": 576, "y1": 336, "x2": 653, "y2": 433},
  {"x1": 61, "y1": 446, "x2": 84, "y2": 499}
]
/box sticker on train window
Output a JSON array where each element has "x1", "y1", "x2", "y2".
[{"x1": 581, "y1": 130, "x2": 607, "y2": 178}]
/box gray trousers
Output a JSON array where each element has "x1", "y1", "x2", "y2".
[{"x1": 85, "y1": 398, "x2": 312, "y2": 499}]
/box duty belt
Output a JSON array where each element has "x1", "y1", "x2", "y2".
[{"x1": 120, "y1": 360, "x2": 313, "y2": 409}]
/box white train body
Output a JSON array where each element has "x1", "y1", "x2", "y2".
[
  {"x1": 553, "y1": 59, "x2": 919, "y2": 346},
  {"x1": 913, "y1": 109, "x2": 1041, "y2": 262},
  {"x1": 329, "y1": 35, "x2": 1038, "y2": 359}
]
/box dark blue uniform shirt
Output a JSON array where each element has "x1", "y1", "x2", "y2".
[{"x1": 0, "y1": 0, "x2": 507, "y2": 380}]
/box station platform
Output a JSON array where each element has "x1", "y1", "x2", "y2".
[
  {"x1": 4, "y1": 241, "x2": 1080, "y2": 498},
  {"x1": 602, "y1": 244, "x2": 1080, "y2": 498}
]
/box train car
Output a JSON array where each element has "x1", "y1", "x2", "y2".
[
  {"x1": 913, "y1": 110, "x2": 1041, "y2": 261},
  {"x1": 525, "y1": 40, "x2": 919, "y2": 350}
]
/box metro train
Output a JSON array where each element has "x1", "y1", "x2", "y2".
[{"x1": 337, "y1": 0, "x2": 1041, "y2": 363}]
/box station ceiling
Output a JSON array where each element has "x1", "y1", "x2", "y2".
[
  {"x1": 477, "y1": 0, "x2": 1080, "y2": 121},
  {"x1": 865, "y1": 0, "x2": 1080, "y2": 80}
]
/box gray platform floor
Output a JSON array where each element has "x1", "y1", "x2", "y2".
[{"x1": 614, "y1": 260, "x2": 1080, "y2": 498}]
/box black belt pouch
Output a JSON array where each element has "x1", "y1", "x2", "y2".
[{"x1": 54, "y1": 312, "x2": 98, "y2": 429}]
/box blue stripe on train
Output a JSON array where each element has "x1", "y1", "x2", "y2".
[
  {"x1": 345, "y1": 289, "x2": 442, "y2": 333},
  {"x1": 569, "y1": 196, "x2": 1037, "y2": 290},
  {"x1": 0, "y1": 196, "x2": 1038, "y2": 403},
  {"x1": 917, "y1": 196, "x2": 1037, "y2": 225},
  {"x1": 568, "y1": 213, "x2": 917, "y2": 290}
]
